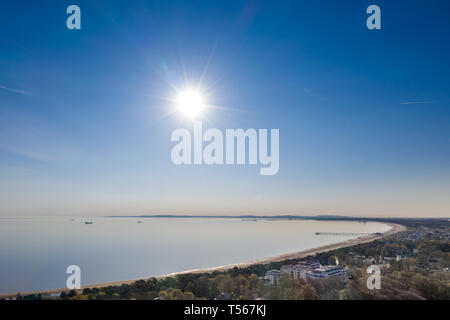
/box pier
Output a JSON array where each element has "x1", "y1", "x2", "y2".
[{"x1": 315, "y1": 232, "x2": 383, "y2": 236}]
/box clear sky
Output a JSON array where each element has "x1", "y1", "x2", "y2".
[{"x1": 0, "y1": 0, "x2": 449, "y2": 217}]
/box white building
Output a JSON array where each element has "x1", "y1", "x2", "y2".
[
  {"x1": 281, "y1": 261, "x2": 320, "y2": 279},
  {"x1": 264, "y1": 270, "x2": 282, "y2": 285},
  {"x1": 306, "y1": 265, "x2": 351, "y2": 281},
  {"x1": 396, "y1": 255, "x2": 407, "y2": 262}
]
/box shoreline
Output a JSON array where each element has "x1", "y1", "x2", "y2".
[{"x1": 0, "y1": 222, "x2": 406, "y2": 298}]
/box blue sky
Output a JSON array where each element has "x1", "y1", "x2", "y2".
[{"x1": 0, "y1": 0, "x2": 449, "y2": 217}]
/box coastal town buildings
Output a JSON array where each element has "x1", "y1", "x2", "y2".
[
  {"x1": 280, "y1": 261, "x2": 320, "y2": 279},
  {"x1": 307, "y1": 265, "x2": 351, "y2": 281},
  {"x1": 279, "y1": 261, "x2": 351, "y2": 282},
  {"x1": 264, "y1": 270, "x2": 282, "y2": 285}
]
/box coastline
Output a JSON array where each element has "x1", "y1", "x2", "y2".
[{"x1": 0, "y1": 222, "x2": 406, "y2": 298}]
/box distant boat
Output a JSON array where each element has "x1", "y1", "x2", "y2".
[
  {"x1": 137, "y1": 221, "x2": 143, "y2": 224},
  {"x1": 85, "y1": 221, "x2": 93, "y2": 225}
]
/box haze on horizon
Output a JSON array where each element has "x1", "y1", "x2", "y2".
[{"x1": 0, "y1": 1, "x2": 449, "y2": 218}]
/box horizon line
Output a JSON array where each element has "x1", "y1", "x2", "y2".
[{"x1": 104, "y1": 214, "x2": 450, "y2": 220}]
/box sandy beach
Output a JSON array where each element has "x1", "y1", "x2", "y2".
[{"x1": 0, "y1": 222, "x2": 406, "y2": 299}]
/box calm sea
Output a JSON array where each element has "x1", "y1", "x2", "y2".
[{"x1": 0, "y1": 217, "x2": 390, "y2": 294}]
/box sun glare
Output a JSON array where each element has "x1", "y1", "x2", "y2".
[{"x1": 176, "y1": 89, "x2": 206, "y2": 118}]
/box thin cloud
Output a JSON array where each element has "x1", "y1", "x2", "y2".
[
  {"x1": 400, "y1": 100, "x2": 449, "y2": 105},
  {"x1": 0, "y1": 85, "x2": 32, "y2": 96},
  {"x1": 0, "y1": 145, "x2": 52, "y2": 163}
]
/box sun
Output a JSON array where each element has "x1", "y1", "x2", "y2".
[{"x1": 176, "y1": 89, "x2": 206, "y2": 118}]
